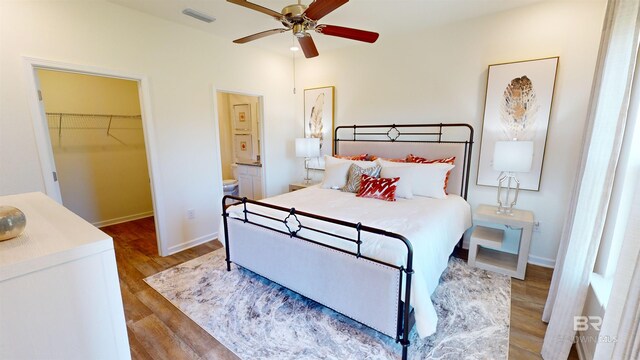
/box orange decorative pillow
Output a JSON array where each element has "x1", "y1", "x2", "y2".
[
  {"x1": 406, "y1": 155, "x2": 456, "y2": 192},
  {"x1": 356, "y1": 174, "x2": 399, "y2": 202},
  {"x1": 334, "y1": 154, "x2": 368, "y2": 161},
  {"x1": 406, "y1": 155, "x2": 456, "y2": 164}
]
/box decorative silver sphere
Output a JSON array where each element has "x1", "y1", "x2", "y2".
[{"x1": 0, "y1": 206, "x2": 26, "y2": 241}]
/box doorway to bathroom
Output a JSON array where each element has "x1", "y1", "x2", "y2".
[{"x1": 215, "y1": 91, "x2": 265, "y2": 200}]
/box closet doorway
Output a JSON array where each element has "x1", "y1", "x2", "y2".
[
  {"x1": 215, "y1": 90, "x2": 265, "y2": 200},
  {"x1": 35, "y1": 69, "x2": 156, "y2": 229}
]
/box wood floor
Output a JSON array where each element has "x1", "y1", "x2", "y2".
[{"x1": 104, "y1": 217, "x2": 577, "y2": 359}]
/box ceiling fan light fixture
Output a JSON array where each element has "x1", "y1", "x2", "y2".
[
  {"x1": 290, "y1": 45, "x2": 300, "y2": 52},
  {"x1": 292, "y1": 23, "x2": 306, "y2": 38},
  {"x1": 228, "y1": 0, "x2": 379, "y2": 58},
  {"x1": 182, "y1": 8, "x2": 216, "y2": 23}
]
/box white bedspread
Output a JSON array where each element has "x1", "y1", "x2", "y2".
[{"x1": 220, "y1": 186, "x2": 472, "y2": 338}]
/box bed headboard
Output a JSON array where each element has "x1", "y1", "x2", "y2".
[{"x1": 334, "y1": 124, "x2": 474, "y2": 199}]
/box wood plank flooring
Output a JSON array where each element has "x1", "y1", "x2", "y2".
[{"x1": 104, "y1": 217, "x2": 577, "y2": 359}]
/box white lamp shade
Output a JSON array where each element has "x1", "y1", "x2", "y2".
[
  {"x1": 493, "y1": 140, "x2": 534, "y2": 172},
  {"x1": 295, "y1": 137, "x2": 320, "y2": 158}
]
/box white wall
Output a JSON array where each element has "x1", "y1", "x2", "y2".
[
  {"x1": 0, "y1": 0, "x2": 296, "y2": 255},
  {"x1": 38, "y1": 69, "x2": 154, "y2": 227},
  {"x1": 295, "y1": 0, "x2": 606, "y2": 266}
]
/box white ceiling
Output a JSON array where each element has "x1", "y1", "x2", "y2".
[{"x1": 108, "y1": 0, "x2": 545, "y2": 56}]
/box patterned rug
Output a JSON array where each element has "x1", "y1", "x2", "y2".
[{"x1": 145, "y1": 249, "x2": 510, "y2": 359}]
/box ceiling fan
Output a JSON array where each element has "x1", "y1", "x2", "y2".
[{"x1": 227, "y1": 0, "x2": 379, "y2": 58}]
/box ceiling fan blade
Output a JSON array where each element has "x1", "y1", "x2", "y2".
[
  {"x1": 317, "y1": 25, "x2": 379, "y2": 43},
  {"x1": 233, "y1": 29, "x2": 287, "y2": 44},
  {"x1": 303, "y1": 0, "x2": 348, "y2": 21},
  {"x1": 298, "y1": 35, "x2": 319, "y2": 58},
  {"x1": 227, "y1": 0, "x2": 283, "y2": 20}
]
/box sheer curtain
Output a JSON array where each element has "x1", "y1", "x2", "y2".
[
  {"x1": 541, "y1": 0, "x2": 640, "y2": 359},
  {"x1": 594, "y1": 178, "x2": 640, "y2": 359}
]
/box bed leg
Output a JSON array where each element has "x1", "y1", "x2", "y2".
[
  {"x1": 401, "y1": 342, "x2": 408, "y2": 360},
  {"x1": 222, "y1": 197, "x2": 232, "y2": 272}
]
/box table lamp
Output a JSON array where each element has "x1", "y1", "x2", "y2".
[
  {"x1": 295, "y1": 137, "x2": 320, "y2": 184},
  {"x1": 493, "y1": 140, "x2": 534, "y2": 215}
]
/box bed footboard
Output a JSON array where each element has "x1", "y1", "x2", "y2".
[{"x1": 222, "y1": 196, "x2": 414, "y2": 360}]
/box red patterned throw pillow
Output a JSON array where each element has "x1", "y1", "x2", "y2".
[
  {"x1": 406, "y1": 155, "x2": 456, "y2": 192},
  {"x1": 334, "y1": 154, "x2": 368, "y2": 161},
  {"x1": 356, "y1": 174, "x2": 399, "y2": 202}
]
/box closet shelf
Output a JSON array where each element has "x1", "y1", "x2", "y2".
[
  {"x1": 46, "y1": 112, "x2": 143, "y2": 146},
  {"x1": 47, "y1": 112, "x2": 142, "y2": 130}
]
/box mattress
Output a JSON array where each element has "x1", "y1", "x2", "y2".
[{"x1": 221, "y1": 185, "x2": 472, "y2": 338}]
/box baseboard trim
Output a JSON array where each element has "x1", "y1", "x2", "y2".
[
  {"x1": 166, "y1": 232, "x2": 217, "y2": 256},
  {"x1": 94, "y1": 211, "x2": 154, "y2": 228},
  {"x1": 528, "y1": 255, "x2": 556, "y2": 268}
]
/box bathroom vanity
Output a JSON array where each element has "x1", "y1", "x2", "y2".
[{"x1": 236, "y1": 162, "x2": 263, "y2": 200}]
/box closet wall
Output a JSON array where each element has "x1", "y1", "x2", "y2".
[{"x1": 38, "y1": 70, "x2": 153, "y2": 226}]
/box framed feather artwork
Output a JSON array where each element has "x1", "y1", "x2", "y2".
[
  {"x1": 304, "y1": 86, "x2": 335, "y2": 170},
  {"x1": 477, "y1": 57, "x2": 559, "y2": 191}
]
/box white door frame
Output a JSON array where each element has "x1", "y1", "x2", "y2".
[
  {"x1": 23, "y1": 56, "x2": 169, "y2": 256},
  {"x1": 212, "y1": 87, "x2": 267, "y2": 200}
]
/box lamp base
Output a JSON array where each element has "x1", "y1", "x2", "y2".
[
  {"x1": 303, "y1": 157, "x2": 312, "y2": 185},
  {"x1": 496, "y1": 207, "x2": 514, "y2": 216},
  {"x1": 496, "y1": 172, "x2": 520, "y2": 216}
]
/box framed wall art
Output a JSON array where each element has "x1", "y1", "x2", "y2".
[
  {"x1": 304, "y1": 86, "x2": 334, "y2": 170},
  {"x1": 233, "y1": 104, "x2": 252, "y2": 132},
  {"x1": 477, "y1": 57, "x2": 559, "y2": 191},
  {"x1": 234, "y1": 134, "x2": 253, "y2": 162}
]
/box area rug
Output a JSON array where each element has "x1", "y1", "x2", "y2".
[{"x1": 145, "y1": 249, "x2": 510, "y2": 359}]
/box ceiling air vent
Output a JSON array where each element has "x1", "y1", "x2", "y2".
[{"x1": 182, "y1": 8, "x2": 216, "y2": 23}]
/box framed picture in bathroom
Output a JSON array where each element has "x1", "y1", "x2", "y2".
[
  {"x1": 234, "y1": 134, "x2": 253, "y2": 162},
  {"x1": 233, "y1": 104, "x2": 252, "y2": 132}
]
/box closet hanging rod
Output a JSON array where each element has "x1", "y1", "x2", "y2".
[
  {"x1": 46, "y1": 112, "x2": 143, "y2": 145},
  {"x1": 46, "y1": 112, "x2": 141, "y2": 118}
]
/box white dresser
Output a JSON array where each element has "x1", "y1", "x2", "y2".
[{"x1": 0, "y1": 192, "x2": 130, "y2": 360}]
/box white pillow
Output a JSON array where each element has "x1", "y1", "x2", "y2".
[
  {"x1": 379, "y1": 166, "x2": 414, "y2": 199},
  {"x1": 378, "y1": 159, "x2": 454, "y2": 199},
  {"x1": 376, "y1": 158, "x2": 408, "y2": 168},
  {"x1": 320, "y1": 162, "x2": 352, "y2": 189},
  {"x1": 325, "y1": 155, "x2": 376, "y2": 169},
  {"x1": 411, "y1": 163, "x2": 454, "y2": 198}
]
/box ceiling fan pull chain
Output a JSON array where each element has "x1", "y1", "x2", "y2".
[{"x1": 293, "y1": 46, "x2": 297, "y2": 94}]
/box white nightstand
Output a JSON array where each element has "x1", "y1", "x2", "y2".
[
  {"x1": 468, "y1": 204, "x2": 534, "y2": 280},
  {"x1": 289, "y1": 182, "x2": 319, "y2": 192}
]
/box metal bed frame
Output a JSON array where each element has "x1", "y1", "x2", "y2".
[
  {"x1": 334, "y1": 123, "x2": 474, "y2": 199},
  {"x1": 222, "y1": 123, "x2": 473, "y2": 360}
]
